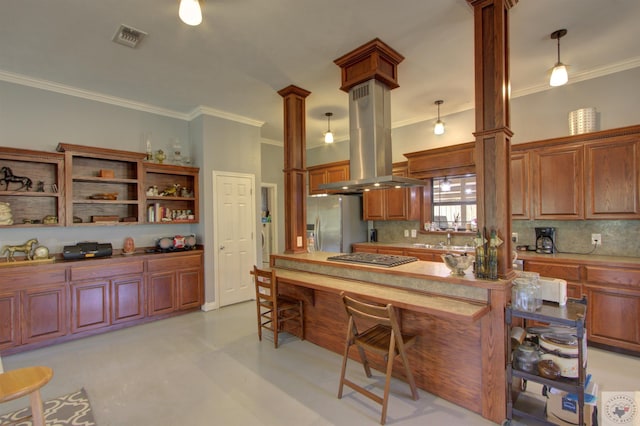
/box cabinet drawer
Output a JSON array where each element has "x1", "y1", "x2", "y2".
[
  {"x1": 71, "y1": 260, "x2": 144, "y2": 281},
  {"x1": 585, "y1": 266, "x2": 640, "y2": 289},
  {"x1": 1, "y1": 268, "x2": 66, "y2": 287},
  {"x1": 524, "y1": 261, "x2": 580, "y2": 281},
  {"x1": 148, "y1": 254, "x2": 201, "y2": 273}
]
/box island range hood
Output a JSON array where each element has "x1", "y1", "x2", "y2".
[{"x1": 319, "y1": 78, "x2": 427, "y2": 193}]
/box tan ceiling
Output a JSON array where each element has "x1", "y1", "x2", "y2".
[{"x1": 1, "y1": 0, "x2": 639, "y2": 148}]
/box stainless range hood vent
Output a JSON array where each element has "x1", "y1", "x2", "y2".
[{"x1": 319, "y1": 79, "x2": 426, "y2": 193}]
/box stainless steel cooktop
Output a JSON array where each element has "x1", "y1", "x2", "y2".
[{"x1": 327, "y1": 252, "x2": 418, "y2": 268}]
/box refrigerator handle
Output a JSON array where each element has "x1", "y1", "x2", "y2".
[{"x1": 315, "y1": 215, "x2": 321, "y2": 251}]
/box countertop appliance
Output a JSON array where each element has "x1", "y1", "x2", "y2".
[
  {"x1": 327, "y1": 252, "x2": 418, "y2": 268},
  {"x1": 307, "y1": 195, "x2": 367, "y2": 253},
  {"x1": 535, "y1": 227, "x2": 556, "y2": 254}
]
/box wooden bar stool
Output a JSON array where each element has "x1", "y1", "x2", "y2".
[
  {"x1": 0, "y1": 366, "x2": 53, "y2": 426},
  {"x1": 337, "y1": 292, "x2": 418, "y2": 425},
  {"x1": 253, "y1": 265, "x2": 304, "y2": 348}
]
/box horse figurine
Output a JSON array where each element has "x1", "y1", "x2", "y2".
[
  {"x1": 0, "y1": 166, "x2": 33, "y2": 191},
  {"x1": 1, "y1": 238, "x2": 38, "y2": 261}
]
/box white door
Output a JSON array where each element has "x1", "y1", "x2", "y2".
[{"x1": 214, "y1": 171, "x2": 256, "y2": 307}]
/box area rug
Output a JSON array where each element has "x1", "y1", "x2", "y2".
[{"x1": 0, "y1": 388, "x2": 96, "y2": 426}]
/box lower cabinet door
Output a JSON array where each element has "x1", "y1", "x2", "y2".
[
  {"x1": 0, "y1": 291, "x2": 20, "y2": 350},
  {"x1": 71, "y1": 280, "x2": 110, "y2": 333},
  {"x1": 148, "y1": 272, "x2": 176, "y2": 316},
  {"x1": 22, "y1": 284, "x2": 67, "y2": 344},
  {"x1": 586, "y1": 286, "x2": 640, "y2": 352},
  {"x1": 177, "y1": 269, "x2": 202, "y2": 310},
  {"x1": 112, "y1": 275, "x2": 145, "y2": 324}
]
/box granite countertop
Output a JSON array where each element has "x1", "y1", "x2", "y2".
[{"x1": 354, "y1": 242, "x2": 639, "y2": 267}]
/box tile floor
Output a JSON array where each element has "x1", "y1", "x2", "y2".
[{"x1": 1, "y1": 301, "x2": 639, "y2": 425}]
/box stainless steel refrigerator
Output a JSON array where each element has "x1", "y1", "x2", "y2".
[{"x1": 306, "y1": 195, "x2": 368, "y2": 253}]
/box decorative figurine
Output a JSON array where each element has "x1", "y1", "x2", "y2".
[
  {"x1": 146, "y1": 185, "x2": 158, "y2": 196},
  {"x1": 155, "y1": 149, "x2": 166, "y2": 164},
  {"x1": 1, "y1": 238, "x2": 38, "y2": 261},
  {"x1": 161, "y1": 183, "x2": 180, "y2": 196},
  {"x1": 123, "y1": 237, "x2": 135, "y2": 255},
  {"x1": 36, "y1": 181, "x2": 45, "y2": 192},
  {"x1": 0, "y1": 166, "x2": 33, "y2": 191},
  {"x1": 180, "y1": 186, "x2": 193, "y2": 198},
  {"x1": 42, "y1": 215, "x2": 58, "y2": 224}
]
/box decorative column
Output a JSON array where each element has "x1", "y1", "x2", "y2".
[
  {"x1": 468, "y1": 0, "x2": 517, "y2": 279},
  {"x1": 467, "y1": 1, "x2": 517, "y2": 423},
  {"x1": 278, "y1": 85, "x2": 311, "y2": 254}
]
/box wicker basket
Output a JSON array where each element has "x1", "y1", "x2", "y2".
[{"x1": 568, "y1": 107, "x2": 597, "y2": 135}]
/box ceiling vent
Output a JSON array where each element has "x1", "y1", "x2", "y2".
[{"x1": 112, "y1": 24, "x2": 147, "y2": 48}]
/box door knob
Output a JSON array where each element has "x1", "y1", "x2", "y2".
[{"x1": 219, "y1": 245, "x2": 225, "y2": 250}]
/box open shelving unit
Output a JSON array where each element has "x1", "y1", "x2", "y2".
[{"x1": 0, "y1": 147, "x2": 65, "y2": 227}]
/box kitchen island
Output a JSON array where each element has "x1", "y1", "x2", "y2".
[{"x1": 270, "y1": 251, "x2": 512, "y2": 424}]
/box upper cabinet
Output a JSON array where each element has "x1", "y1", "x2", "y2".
[
  {"x1": 57, "y1": 143, "x2": 146, "y2": 225},
  {"x1": 512, "y1": 124, "x2": 640, "y2": 221},
  {"x1": 405, "y1": 142, "x2": 475, "y2": 179},
  {"x1": 308, "y1": 160, "x2": 350, "y2": 195},
  {"x1": 0, "y1": 147, "x2": 65, "y2": 227},
  {"x1": 584, "y1": 136, "x2": 640, "y2": 219},
  {"x1": 532, "y1": 144, "x2": 584, "y2": 220},
  {"x1": 363, "y1": 162, "x2": 420, "y2": 221}
]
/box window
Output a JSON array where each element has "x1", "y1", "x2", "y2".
[{"x1": 432, "y1": 175, "x2": 476, "y2": 230}]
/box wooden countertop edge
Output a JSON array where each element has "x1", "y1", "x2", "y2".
[
  {"x1": 517, "y1": 251, "x2": 640, "y2": 268},
  {"x1": 274, "y1": 268, "x2": 490, "y2": 323}
]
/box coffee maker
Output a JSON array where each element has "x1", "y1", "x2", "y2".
[{"x1": 535, "y1": 227, "x2": 556, "y2": 254}]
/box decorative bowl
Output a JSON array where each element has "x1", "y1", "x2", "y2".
[
  {"x1": 441, "y1": 253, "x2": 475, "y2": 276},
  {"x1": 537, "y1": 359, "x2": 561, "y2": 380}
]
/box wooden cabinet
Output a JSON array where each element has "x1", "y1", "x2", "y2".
[
  {"x1": 405, "y1": 142, "x2": 475, "y2": 179},
  {"x1": 363, "y1": 162, "x2": 420, "y2": 221},
  {"x1": 510, "y1": 151, "x2": 530, "y2": 220},
  {"x1": 0, "y1": 290, "x2": 20, "y2": 350},
  {"x1": 583, "y1": 265, "x2": 640, "y2": 352},
  {"x1": 584, "y1": 137, "x2": 640, "y2": 219},
  {"x1": 0, "y1": 250, "x2": 203, "y2": 355},
  {"x1": 57, "y1": 143, "x2": 145, "y2": 225},
  {"x1": 69, "y1": 259, "x2": 145, "y2": 332},
  {"x1": 307, "y1": 160, "x2": 350, "y2": 195},
  {"x1": 144, "y1": 163, "x2": 199, "y2": 223},
  {"x1": 522, "y1": 256, "x2": 640, "y2": 354},
  {"x1": 147, "y1": 253, "x2": 203, "y2": 316},
  {"x1": 21, "y1": 283, "x2": 67, "y2": 345},
  {"x1": 513, "y1": 124, "x2": 640, "y2": 220},
  {"x1": 532, "y1": 144, "x2": 584, "y2": 219},
  {"x1": 0, "y1": 147, "x2": 65, "y2": 227}
]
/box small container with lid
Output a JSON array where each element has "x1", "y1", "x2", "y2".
[
  {"x1": 512, "y1": 278, "x2": 537, "y2": 312},
  {"x1": 513, "y1": 341, "x2": 541, "y2": 374}
]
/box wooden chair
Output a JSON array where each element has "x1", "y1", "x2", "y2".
[
  {"x1": 0, "y1": 365, "x2": 53, "y2": 426},
  {"x1": 337, "y1": 292, "x2": 419, "y2": 425},
  {"x1": 253, "y1": 265, "x2": 304, "y2": 348}
]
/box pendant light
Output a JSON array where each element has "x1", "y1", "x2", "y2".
[
  {"x1": 440, "y1": 176, "x2": 451, "y2": 192},
  {"x1": 179, "y1": 0, "x2": 202, "y2": 26},
  {"x1": 324, "y1": 112, "x2": 334, "y2": 143},
  {"x1": 549, "y1": 29, "x2": 568, "y2": 87},
  {"x1": 433, "y1": 100, "x2": 445, "y2": 135}
]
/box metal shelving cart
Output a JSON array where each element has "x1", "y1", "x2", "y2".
[{"x1": 505, "y1": 297, "x2": 587, "y2": 425}]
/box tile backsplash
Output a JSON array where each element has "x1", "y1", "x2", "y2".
[{"x1": 373, "y1": 220, "x2": 640, "y2": 258}]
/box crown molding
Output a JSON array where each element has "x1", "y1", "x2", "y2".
[{"x1": 186, "y1": 106, "x2": 264, "y2": 128}]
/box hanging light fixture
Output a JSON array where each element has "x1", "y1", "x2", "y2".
[
  {"x1": 179, "y1": 0, "x2": 202, "y2": 26},
  {"x1": 433, "y1": 100, "x2": 445, "y2": 135},
  {"x1": 324, "y1": 112, "x2": 334, "y2": 143},
  {"x1": 549, "y1": 29, "x2": 568, "y2": 87},
  {"x1": 440, "y1": 176, "x2": 451, "y2": 192}
]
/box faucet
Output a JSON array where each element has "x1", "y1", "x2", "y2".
[{"x1": 447, "y1": 233, "x2": 452, "y2": 246}]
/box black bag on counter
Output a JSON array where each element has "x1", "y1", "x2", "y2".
[{"x1": 63, "y1": 242, "x2": 113, "y2": 260}]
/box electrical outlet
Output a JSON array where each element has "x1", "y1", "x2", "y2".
[
  {"x1": 591, "y1": 233, "x2": 602, "y2": 246},
  {"x1": 297, "y1": 236, "x2": 303, "y2": 247},
  {"x1": 411, "y1": 229, "x2": 417, "y2": 238},
  {"x1": 404, "y1": 229, "x2": 409, "y2": 237},
  {"x1": 511, "y1": 232, "x2": 518, "y2": 243}
]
